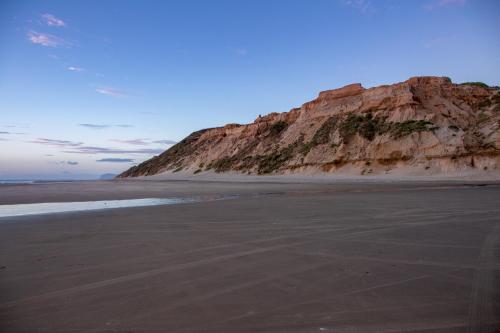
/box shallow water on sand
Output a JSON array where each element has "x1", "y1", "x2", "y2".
[
  {"x1": 0, "y1": 198, "x2": 195, "y2": 218},
  {"x1": 0, "y1": 180, "x2": 36, "y2": 184}
]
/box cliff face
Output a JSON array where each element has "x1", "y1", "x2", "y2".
[{"x1": 119, "y1": 77, "x2": 500, "y2": 178}]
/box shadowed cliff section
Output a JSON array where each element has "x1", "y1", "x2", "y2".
[{"x1": 118, "y1": 77, "x2": 500, "y2": 178}]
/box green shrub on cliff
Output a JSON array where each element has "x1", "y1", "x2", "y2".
[
  {"x1": 268, "y1": 121, "x2": 288, "y2": 136},
  {"x1": 257, "y1": 142, "x2": 297, "y2": 174},
  {"x1": 460, "y1": 82, "x2": 490, "y2": 89},
  {"x1": 390, "y1": 120, "x2": 435, "y2": 138}
]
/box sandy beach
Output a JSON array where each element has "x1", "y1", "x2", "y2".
[{"x1": 1, "y1": 179, "x2": 499, "y2": 332}]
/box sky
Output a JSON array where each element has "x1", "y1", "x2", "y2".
[{"x1": 0, "y1": 0, "x2": 499, "y2": 180}]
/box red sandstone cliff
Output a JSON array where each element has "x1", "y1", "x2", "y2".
[{"x1": 119, "y1": 77, "x2": 499, "y2": 178}]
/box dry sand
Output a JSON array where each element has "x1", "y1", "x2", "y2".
[
  {"x1": 0, "y1": 179, "x2": 499, "y2": 332},
  {"x1": 135, "y1": 168, "x2": 500, "y2": 183}
]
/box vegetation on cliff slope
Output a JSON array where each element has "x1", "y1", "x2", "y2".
[
  {"x1": 204, "y1": 114, "x2": 439, "y2": 174},
  {"x1": 118, "y1": 77, "x2": 499, "y2": 178}
]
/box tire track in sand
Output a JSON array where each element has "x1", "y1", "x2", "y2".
[{"x1": 467, "y1": 222, "x2": 500, "y2": 332}]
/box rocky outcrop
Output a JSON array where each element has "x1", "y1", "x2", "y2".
[{"x1": 118, "y1": 77, "x2": 500, "y2": 178}]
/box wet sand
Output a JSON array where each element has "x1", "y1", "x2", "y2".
[{"x1": 1, "y1": 180, "x2": 499, "y2": 332}]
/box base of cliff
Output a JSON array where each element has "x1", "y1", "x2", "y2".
[{"x1": 121, "y1": 159, "x2": 500, "y2": 183}]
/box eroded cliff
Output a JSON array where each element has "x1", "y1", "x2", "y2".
[{"x1": 119, "y1": 77, "x2": 500, "y2": 178}]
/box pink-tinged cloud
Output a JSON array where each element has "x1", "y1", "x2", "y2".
[
  {"x1": 42, "y1": 13, "x2": 66, "y2": 27},
  {"x1": 64, "y1": 146, "x2": 163, "y2": 154},
  {"x1": 27, "y1": 31, "x2": 67, "y2": 47},
  {"x1": 96, "y1": 87, "x2": 128, "y2": 98},
  {"x1": 67, "y1": 66, "x2": 85, "y2": 72},
  {"x1": 96, "y1": 158, "x2": 134, "y2": 163},
  {"x1": 79, "y1": 123, "x2": 133, "y2": 129},
  {"x1": 111, "y1": 138, "x2": 177, "y2": 146}
]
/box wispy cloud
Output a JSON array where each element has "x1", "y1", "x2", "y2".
[
  {"x1": 234, "y1": 48, "x2": 248, "y2": 56},
  {"x1": 30, "y1": 138, "x2": 83, "y2": 147},
  {"x1": 79, "y1": 124, "x2": 110, "y2": 129},
  {"x1": 96, "y1": 158, "x2": 134, "y2": 163},
  {"x1": 0, "y1": 131, "x2": 25, "y2": 135},
  {"x1": 153, "y1": 139, "x2": 177, "y2": 145},
  {"x1": 51, "y1": 160, "x2": 79, "y2": 166},
  {"x1": 228, "y1": 46, "x2": 248, "y2": 56},
  {"x1": 424, "y1": 34, "x2": 459, "y2": 49},
  {"x1": 41, "y1": 13, "x2": 66, "y2": 27},
  {"x1": 111, "y1": 138, "x2": 177, "y2": 146},
  {"x1": 112, "y1": 139, "x2": 151, "y2": 145},
  {"x1": 340, "y1": 0, "x2": 374, "y2": 13},
  {"x1": 424, "y1": 36, "x2": 450, "y2": 48},
  {"x1": 79, "y1": 123, "x2": 133, "y2": 129},
  {"x1": 27, "y1": 30, "x2": 68, "y2": 47},
  {"x1": 424, "y1": 0, "x2": 465, "y2": 10},
  {"x1": 96, "y1": 87, "x2": 128, "y2": 98},
  {"x1": 29, "y1": 137, "x2": 166, "y2": 156},
  {"x1": 31, "y1": 139, "x2": 163, "y2": 155},
  {"x1": 234, "y1": 49, "x2": 248, "y2": 56},
  {"x1": 3, "y1": 124, "x2": 30, "y2": 130},
  {"x1": 65, "y1": 146, "x2": 164, "y2": 155},
  {"x1": 67, "y1": 66, "x2": 85, "y2": 72}
]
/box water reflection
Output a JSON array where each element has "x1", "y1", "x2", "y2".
[{"x1": 0, "y1": 198, "x2": 195, "y2": 218}]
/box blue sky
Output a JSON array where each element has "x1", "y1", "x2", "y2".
[{"x1": 1, "y1": 0, "x2": 499, "y2": 179}]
